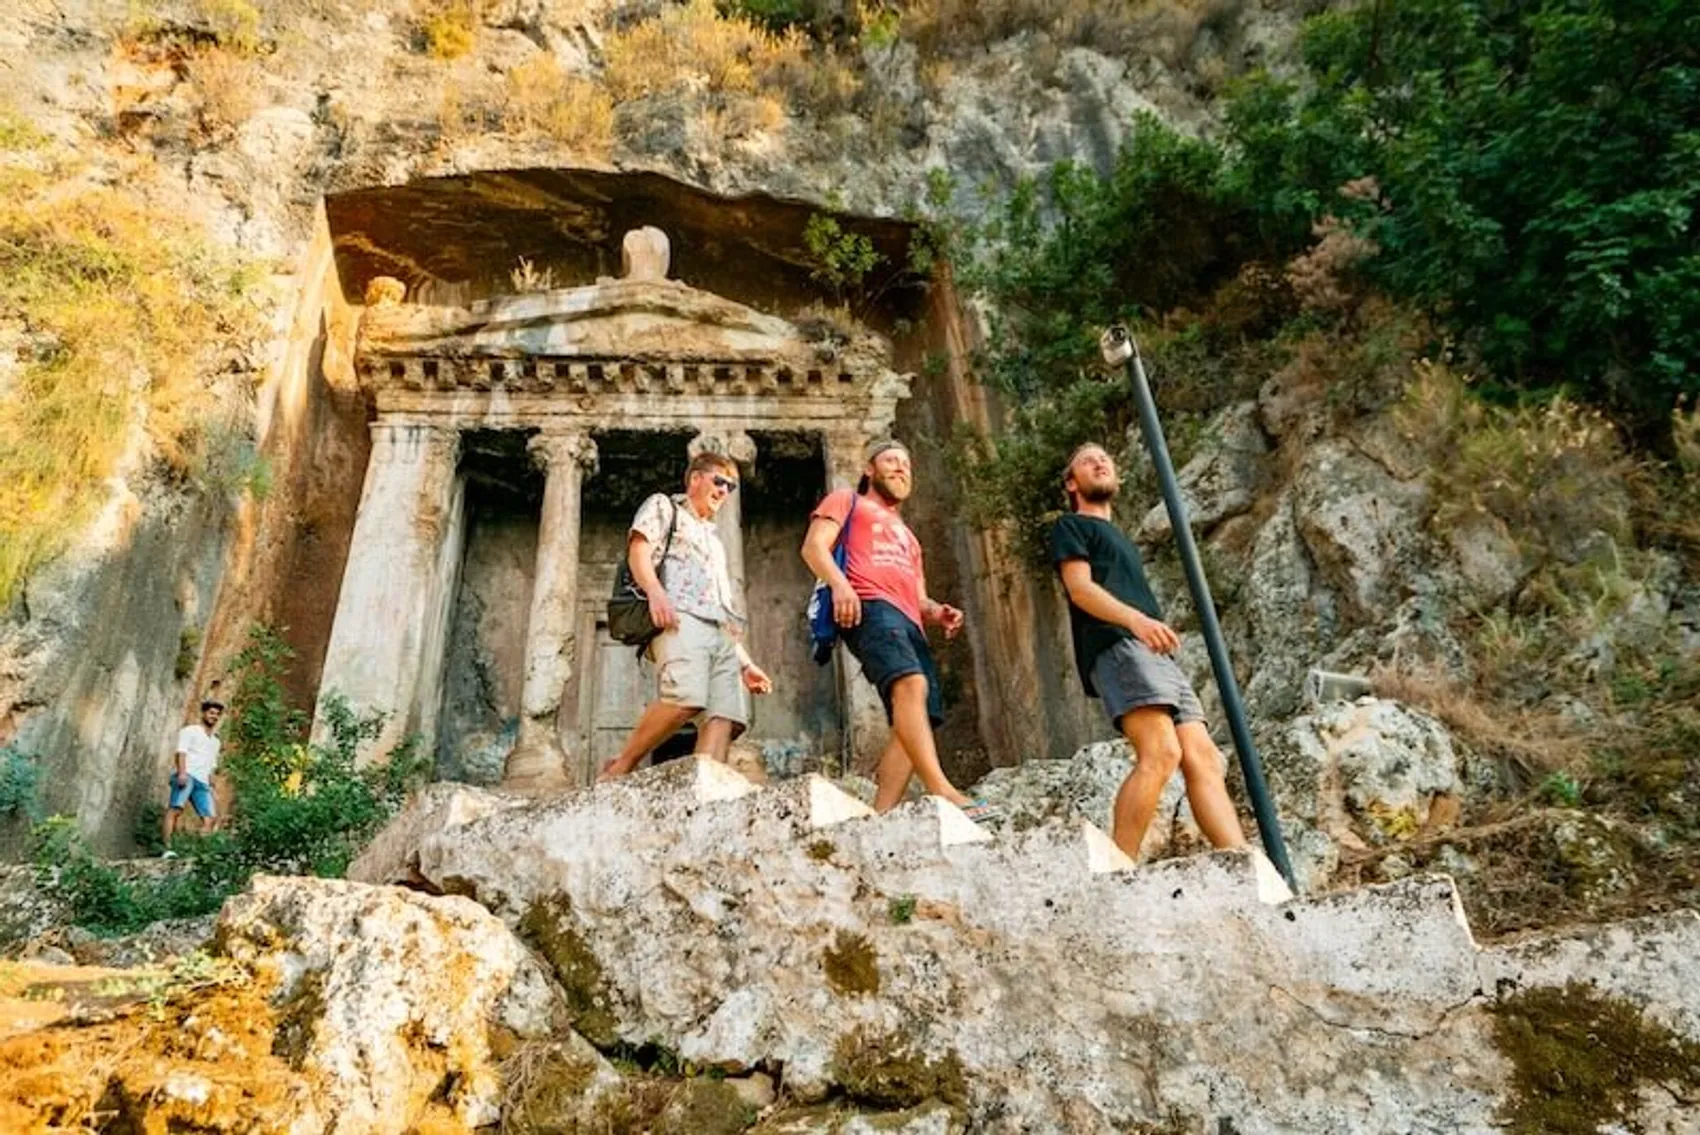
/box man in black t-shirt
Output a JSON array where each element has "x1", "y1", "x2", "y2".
[{"x1": 1051, "y1": 443, "x2": 1247, "y2": 860}]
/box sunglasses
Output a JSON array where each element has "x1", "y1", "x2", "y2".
[{"x1": 711, "y1": 474, "x2": 739, "y2": 493}]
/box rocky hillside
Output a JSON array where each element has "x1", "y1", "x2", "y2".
[
  {"x1": 1, "y1": 6, "x2": 1698, "y2": 1130},
  {"x1": 0, "y1": 0, "x2": 1326, "y2": 848},
  {"x1": 6, "y1": 760, "x2": 1700, "y2": 1133}
]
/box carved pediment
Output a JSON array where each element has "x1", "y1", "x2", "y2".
[{"x1": 357, "y1": 277, "x2": 891, "y2": 381}]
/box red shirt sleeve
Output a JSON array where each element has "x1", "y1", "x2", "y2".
[{"x1": 811, "y1": 488, "x2": 854, "y2": 526}]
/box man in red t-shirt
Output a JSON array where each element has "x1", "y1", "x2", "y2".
[{"x1": 801, "y1": 440, "x2": 992, "y2": 819}]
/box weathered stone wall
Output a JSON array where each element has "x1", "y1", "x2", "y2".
[
  {"x1": 437, "y1": 509, "x2": 539, "y2": 784},
  {"x1": 0, "y1": 486, "x2": 230, "y2": 855},
  {"x1": 743, "y1": 511, "x2": 841, "y2": 760},
  {"x1": 194, "y1": 207, "x2": 369, "y2": 722}
]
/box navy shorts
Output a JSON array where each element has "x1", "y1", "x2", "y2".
[{"x1": 840, "y1": 599, "x2": 944, "y2": 728}]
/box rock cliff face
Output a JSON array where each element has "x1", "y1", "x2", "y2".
[
  {"x1": 7, "y1": 759, "x2": 1698, "y2": 1132},
  {"x1": 2, "y1": 0, "x2": 1324, "y2": 847}
]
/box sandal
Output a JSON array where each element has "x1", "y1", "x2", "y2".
[{"x1": 959, "y1": 798, "x2": 1002, "y2": 825}]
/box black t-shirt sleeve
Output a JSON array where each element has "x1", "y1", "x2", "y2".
[{"x1": 1050, "y1": 514, "x2": 1092, "y2": 569}]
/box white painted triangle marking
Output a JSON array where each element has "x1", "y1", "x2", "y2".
[
  {"x1": 694, "y1": 757, "x2": 758, "y2": 803},
  {"x1": 805, "y1": 776, "x2": 875, "y2": 828},
  {"x1": 931, "y1": 797, "x2": 993, "y2": 846},
  {"x1": 1080, "y1": 820, "x2": 1135, "y2": 873},
  {"x1": 1249, "y1": 850, "x2": 1295, "y2": 904}
]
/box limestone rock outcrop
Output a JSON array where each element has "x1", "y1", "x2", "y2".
[
  {"x1": 341, "y1": 757, "x2": 1700, "y2": 1133},
  {"x1": 215, "y1": 874, "x2": 619, "y2": 1132}
]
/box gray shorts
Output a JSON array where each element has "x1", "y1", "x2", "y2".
[
  {"x1": 1091, "y1": 637, "x2": 1205, "y2": 729},
  {"x1": 647, "y1": 612, "x2": 749, "y2": 729}
]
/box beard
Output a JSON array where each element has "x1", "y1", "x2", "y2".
[
  {"x1": 871, "y1": 472, "x2": 911, "y2": 504},
  {"x1": 1077, "y1": 482, "x2": 1117, "y2": 504}
]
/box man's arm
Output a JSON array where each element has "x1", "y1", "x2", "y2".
[
  {"x1": 1058, "y1": 559, "x2": 1179, "y2": 654},
  {"x1": 627, "y1": 532, "x2": 678, "y2": 630},
  {"x1": 802, "y1": 515, "x2": 861, "y2": 628},
  {"x1": 917, "y1": 585, "x2": 964, "y2": 639},
  {"x1": 173, "y1": 743, "x2": 189, "y2": 786}
]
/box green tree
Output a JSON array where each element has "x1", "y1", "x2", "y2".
[{"x1": 1228, "y1": 0, "x2": 1700, "y2": 428}]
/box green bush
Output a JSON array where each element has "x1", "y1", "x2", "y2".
[
  {"x1": 30, "y1": 816, "x2": 230, "y2": 936},
  {"x1": 32, "y1": 623, "x2": 428, "y2": 936},
  {"x1": 1224, "y1": 0, "x2": 1700, "y2": 431},
  {"x1": 0, "y1": 743, "x2": 42, "y2": 822},
  {"x1": 950, "y1": 1, "x2": 1698, "y2": 548}
]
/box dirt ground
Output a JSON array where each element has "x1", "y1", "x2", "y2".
[{"x1": 0, "y1": 958, "x2": 314, "y2": 1133}]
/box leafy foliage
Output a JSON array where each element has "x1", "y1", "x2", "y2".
[
  {"x1": 30, "y1": 817, "x2": 232, "y2": 936},
  {"x1": 1227, "y1": 0, "x2": 1700, "y2": 429},
  {"x1": 803, "y1": 213, "x2": 885, "y2": 304},
  {"x1": 0, "y1": 744, "x2": 42, "y2": 822},
  {"x1": 31, "y1": 625, "x2": 427, "y2": 935},
  {"x1": 952, "y1": 1, "x2": 1697, "y2": 550}
]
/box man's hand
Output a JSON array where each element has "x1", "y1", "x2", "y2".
[
  {"x1": 936, "y1": 603, "x2": 965, "y2": 639},
  {"x1": 742, "y1": 661, "x2": 773, "y2": 694},
  {"x1": 172, "y1": 769, "x2": 187, "y2": 789},
  {"x1": 648, "y1": 591, "x2": 679, "y2": 631},
  {"x1": 1128, "y1": 611, "x2": 1181, "y2": 655},
  {"x1": 831, "y1": 580, "x2": 861, "y2": 629}
]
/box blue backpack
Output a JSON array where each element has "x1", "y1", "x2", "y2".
[{"x1": 807, "y1": 493, "x2": 858, "y2": 665}]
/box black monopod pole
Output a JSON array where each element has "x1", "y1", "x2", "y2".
[{"x1": 1099, "y1": 325, "x2": 1298, "y2": 891}]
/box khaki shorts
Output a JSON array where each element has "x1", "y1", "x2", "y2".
[{"x1": 648, "y1": 612, "x2": 749, "y2": 729}]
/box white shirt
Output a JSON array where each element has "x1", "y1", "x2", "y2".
[
  {"x1": 176, "y1": 724, "x2": 221, "y2": 782},
  {"x1": 630, "y1": 493, "x2": 741, "y2": 626}
]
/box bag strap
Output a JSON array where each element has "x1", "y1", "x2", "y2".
[
  {"x1": 644, "y1": 494, "x2": 680, "y2": 587},
  {"x1": 832, "y1": 491, "x2": 858, "y2": 566}
]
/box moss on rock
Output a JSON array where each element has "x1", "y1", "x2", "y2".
[
  {"x1": 822, "y1": 930, "x2": 880, "y2": 997},
  {"x1": 519, "y1": 895, "x2": 620, "y2": 1048},
  {"x1": 1491, "y1": 980, "x2": 1700, "y2": 1134},
  {"x1": 831, "y1": 1027, "x2": 967, "y2": 1110},
  {"x1": 502, "y1": 1040, "x2": 611, "y2": 1134},
  {"x1": 653, "y1": 1077, "x2": 757, "y2": 1134}
]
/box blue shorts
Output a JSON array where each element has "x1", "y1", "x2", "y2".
[
  {"x1": 839, "y1": 599, "x2": 945, "y2": 728},
  {"x1": 168, "y1": 775, "x2": 215, "y2": 818}
]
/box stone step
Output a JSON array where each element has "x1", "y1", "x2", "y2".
[
  {"x1": 404, "y1": 761, "x2": 876, "y2": 919},
  {"x1": 348, "y1": 780, "x2": 526, "y2": 887},
  {"x1": 335, "y1": 765, "x2": 1699, "y2": 1133}
]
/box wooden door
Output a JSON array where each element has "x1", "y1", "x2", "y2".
[{"x1": 579, "y1": 613, "x2": 652, "y2": 771}]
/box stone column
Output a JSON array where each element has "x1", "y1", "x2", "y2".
[
  {"x1": 505, "y1": 430, "x2": 599, "y2": 790},
  {"x1": 820, "y1": 429, "x2": 889, "y2": 775},
  {"x1": 689, "y1": 430, "x2": 757, "y2": 618},
  {"x1": 315, "y1": 422, "x2": 463, "y2": 763}
]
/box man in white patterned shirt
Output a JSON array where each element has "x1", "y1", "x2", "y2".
[{"x1": 599, "y1": 451, "x2": 773, "y2": 779}]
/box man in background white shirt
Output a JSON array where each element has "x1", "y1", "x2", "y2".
[{"x1": 163, "y1": 698, "x2": 224, "y2": 854}]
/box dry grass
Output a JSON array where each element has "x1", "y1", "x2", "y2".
[
  {"x1": 0, "y1": 135, "x2": 257, "y2": 608},
  {"x1": 1370, "y1": 665, "x2": 1589, "y2": 777},
  {"x1": 185, "y1": 45, "x2": 261, "y2": 133},
  {"x1": 503, "y1": 55, "x2": 615, "y2": 154},
  {"x1": 420, "y1": 0, "x2": 481, "y2": 59},
  {"x1": 604, "y1": 0, "x2": 807, "y2": 103},
  {"x1": 1394, "y1": 361, "x2": 1636, "y2": 564},
  {"x1": 198, "y1": 0, "x2": 263, "y2": 52}
]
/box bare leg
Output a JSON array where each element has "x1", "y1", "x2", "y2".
[
  {"x1": 886, "y1": 675, "x2": 971, "y2": 807},
  {"x1": 1112, "y1": 708, "x2": 1184, "y2": 860},
  {"x1": 600, "y1": 702, "x2": 700, "y2": 780},
  {"x1": 1175, "y1": 722, "x2": 1247, "y2": 848},
  {"x1": 162, "y1": 806, "x2": 180, "y2": 848},
  {"x1": 694, "y1": 717, "x2": 737, "y2": 762},
  {"x1": 871, "y1": 737, "x2": 913, "y2": 812}
]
